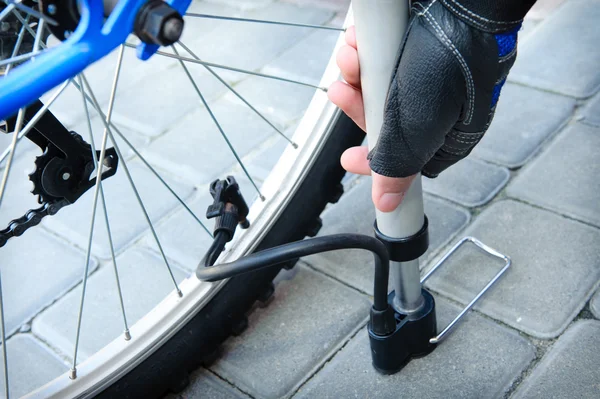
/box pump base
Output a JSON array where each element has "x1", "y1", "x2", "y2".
[{"x1": 368, "y1": 289, "x2": 437, "y2": 374}]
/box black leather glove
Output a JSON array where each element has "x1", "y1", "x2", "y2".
[{"x1": 368, "y1": 0, "x2": 536, "y2": 178}]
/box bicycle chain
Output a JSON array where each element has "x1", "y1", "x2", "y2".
[{"x1": 0, "y1": 198, "x2": 69, "y2": 248}]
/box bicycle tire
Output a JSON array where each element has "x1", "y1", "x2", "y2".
[{"x1": 99, "y1": 112, "x2": 363, "y2": 399}]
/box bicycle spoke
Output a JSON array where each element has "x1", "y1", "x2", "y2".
[
  {"x1": 80, "y1": 74, "x2": 184, "y2": 297},
  {"x1": 3, "y1": 0, "x2": 58, "y2": 26},
  {"x1": 185, "y1": 13, "x2": 344, "y2": 31},
  {"x1": 78, "y1": 72, "x2": 131, "y2": 341},
  {"x1": 70, "y1": 47, "x2": 127, "y2": 379},
  {"x1": 171, "y1": 45, "x2": 265, "y2": 201},
  {"x1": 0, "y1": 50, "x2": 44, "y2": 68},
  {"x1": 123, "y1": 43, "x2": 326, "y2": 91},
  {"x1": 0, "y1": 80, "x2": 70, "y2": 166},
  {"x1": 10, "y1": 8, "x2": 37, "y2": 39},
  {"x1": 176, "y1": 41, "x2": 297, "y2": 148},
  {"x1": 0, "y1": 13, "x2": 47, "y2": 69},
  {"x1": 31, "y1": 18, "x2": 45, "y2": 55},
  {"x1": 3, "y1": 13, "x2": 30, "y2": 75},
  {"x1": 66, "y1": 79, "x2": 212, "y2": 237},
  {"x1": 0, "y1": 2, "x2": 15, "y2": 22},
  {"x1": 0, "y1": 107, "x2": 24, "y2": 399},
  {"x1": 0, "y1": 271, "x2": 9, "y2": 399}
]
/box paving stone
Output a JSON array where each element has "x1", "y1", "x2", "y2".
[
  {"x1": 282, "y1": 0, "x2": 350, "y2": 12},
  {"x1": 222, "y1": 28, "x2": 339, "y2": 127},
  {"x1": 184, "y1": 2, "x2": 333, "y2": 83},
  {"x1": 110, "y1": 62, "x2": 227, "y2": 137},
  {"x1": 40, "y1": 45, "x2": 177, "y2": 127},
  {"x1": 261, "y1": 28, "x2": 340, "y2": 83},
  {"x1": 0, "y1": 130, "x2": 40, "y2": 166},
  {"x1": 205, "y1": 0, "x2": 274, "y2": 11},
  {"x1": 507, "y1": 123, "x2": 600, "y2": 227},
  {"x1": 32, "y1": 248, "x2": 187, "y2": 362},
  {"x1": 296, "y1": 298, "x2": 535, "y2": 399},
  {"x1": 180, "y1": 1, "x2": 242, "y2": 46},
  {"x1": 143, "y1": 192, "x2": 215, "y2": 271},
  {"x1": 0, "y1": 228, "x2": 97, "y2": 335},
  {"x1": 425, "y1": 200, "x2": 600, "y2": 339},
  {"x1": 423, "y1": 158, "x2": 509, "y2": 207},
  {"x1": 142, "y1": 98, "x2": 280, "y2": 185},
  {"x1": 514, "y1": 320, "x2": 600, "y2": 398},
  {"x1": 306, "y1": 177, "x2": 470, "y2": 295},
  {"x1": 591, "y1": 289, "x2": 600, "y2": 319},
  {"x1": 166, "y1": 368, "x2": 250, "y2": 399},
  {"x1": 518, "y1": 19, "x2": 540, "y2": 41},
  {"x1": 210, "y1": 266, "x2": 371, "y2": 399},
  {"x1": 42, "y1": 161, "x2": 196, "y2": 259},
  {"x1": 508, "y1": 0, "x2": 600, "y2": 98},
  {"x1": 526, "y1": 0, "x2": 568, "y2": 20},
  {"x1": 579, "y1": 90, "x2": 600, "y2": 127},
  {"x1": 244, "y1": 129, "x2": 293, "y2": 182},
  {"x1": 67, "y1": 114, "x2": 150, "y2": 160},
  {"x1": 0, "y1": 334, "x2": 66, "y2": 398},
  {"x1": 472, "y1": 83, "x2": 575, "y2": 168}
]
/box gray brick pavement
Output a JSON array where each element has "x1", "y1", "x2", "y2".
[
  {"x1": 210, "y1": 266, "x2": 370, "y2": 399},
  {"x1": 42, "y1": 161, "x2": 195, "y2": 259},
  {"x1": 509, "y1": 0, "x2": 600, "y2": 98},
  {"x1": 471, "y1": 83, "x2": 575, "y2": 168},
  {"x1": 514, "y1": 320, "x2": 600, "y2": 398},
  {"x1": 4, "y1": 0, "x2": 600, "y2": 397},
  {"x1": 296, "y1": 298, "x2": 535, "y2": 399},
  {"x1": 0, "y1": 334, "x2": 66, "y2": 398},
  {"x1": 142, "y1": 98, "x2": 281, "y2": 185},
  {"x1": 306, "y1": 177, "x2": 470, "y2": 295},
  {"x1": 183, "y1": 2, "x2": 334, "y2": 84},
  {"x1": 168, "y1": 369, "x2": 250, "y2": 399},
  {"x1": 579, "y1": 91, "x2": 600, "y2": 127},
  {"x1": 143, "y1": 192, "x2": 214, "y2": 271},
  {"x1": 425, "y1": 200, "x2": 600, "y2": 339},
  {"x1": 2, "y1": 228, "x2": 97, "y2": 336},
  {"x1": 32, "y1": 248, "x2": 187, "y2": 362},
  {"x1": 67, "y1": 115, "x2": 150, "y2": 160},
  {"x1": 422, "y1": 158, "x2": 509, "y2": 208},
  {"x1": 507, "y1": 123, "x2": 600, "y2": 228},
  {"x1": 591, "y1": 290, "x2": 600, "y2": 319}
]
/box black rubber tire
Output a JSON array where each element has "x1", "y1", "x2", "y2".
[{"x1": 99, "y1": 113, "x2": 365, "y2": 398}]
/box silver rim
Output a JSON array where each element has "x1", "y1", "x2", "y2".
[{"x1": 0, "y1": 4, "x2": 353, "y2": 398}]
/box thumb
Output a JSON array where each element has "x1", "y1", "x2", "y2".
[{"x1": 371, "y1": 172, "x2": 416, "y2": 213}]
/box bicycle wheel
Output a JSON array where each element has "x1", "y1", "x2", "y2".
[{"x1": 0, "y1": 2, "x2": 359, "y2": 398}]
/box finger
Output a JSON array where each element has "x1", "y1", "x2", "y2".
[
  {"x1": 327, "y1": 81, "x2": 366, "y2": 131},
  {"x1": 340, "y1": 146, "x2": 370, "y2": 175},
  {"x1": 345, "y1": 26, "x2": 357, "y2": 49},
  {"x1": 371, "y1": 173, "x2": 417, "y2": 213},
  {"x1": 336, "y1": 44, "x2": 361, "y2": 88}
]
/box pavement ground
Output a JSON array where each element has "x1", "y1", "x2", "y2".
[{"x1": 0, "y1": 0, "x2": 599, "y2": 398}]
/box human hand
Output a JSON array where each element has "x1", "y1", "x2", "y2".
[
  {"x1": 329, "y1": 0, "x2": 533, "y2": 212},
  {"x1": 328, "y1": 27, "x2": 417, "y2": 213}
]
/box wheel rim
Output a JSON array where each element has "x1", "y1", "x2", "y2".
[{"x1": 0, "y1": 3, "x2": 352, "y2": 397}]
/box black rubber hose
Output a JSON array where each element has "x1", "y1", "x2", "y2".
[
  {"x1": 202, "y1": 230, "x2": 229, "y2": 267},
  {"x1": 196, "y1": 234, "x2": 390, "y2": 311}
]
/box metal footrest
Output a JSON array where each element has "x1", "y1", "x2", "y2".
[{"x1": 421, "y1": 236, "x2": 511, "y2": 344}]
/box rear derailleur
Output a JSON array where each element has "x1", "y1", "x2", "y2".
[{"x1": 0, "y1": 99, "x2": 118, "y2": 247}]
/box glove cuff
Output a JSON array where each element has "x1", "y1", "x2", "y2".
[{"x1": 439, "y1": 0, "x2": 536, "y2": 32}]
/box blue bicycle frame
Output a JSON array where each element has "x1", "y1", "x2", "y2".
[{"x1": 0, "y1": 0, "x2": 191, "y2": 121}]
